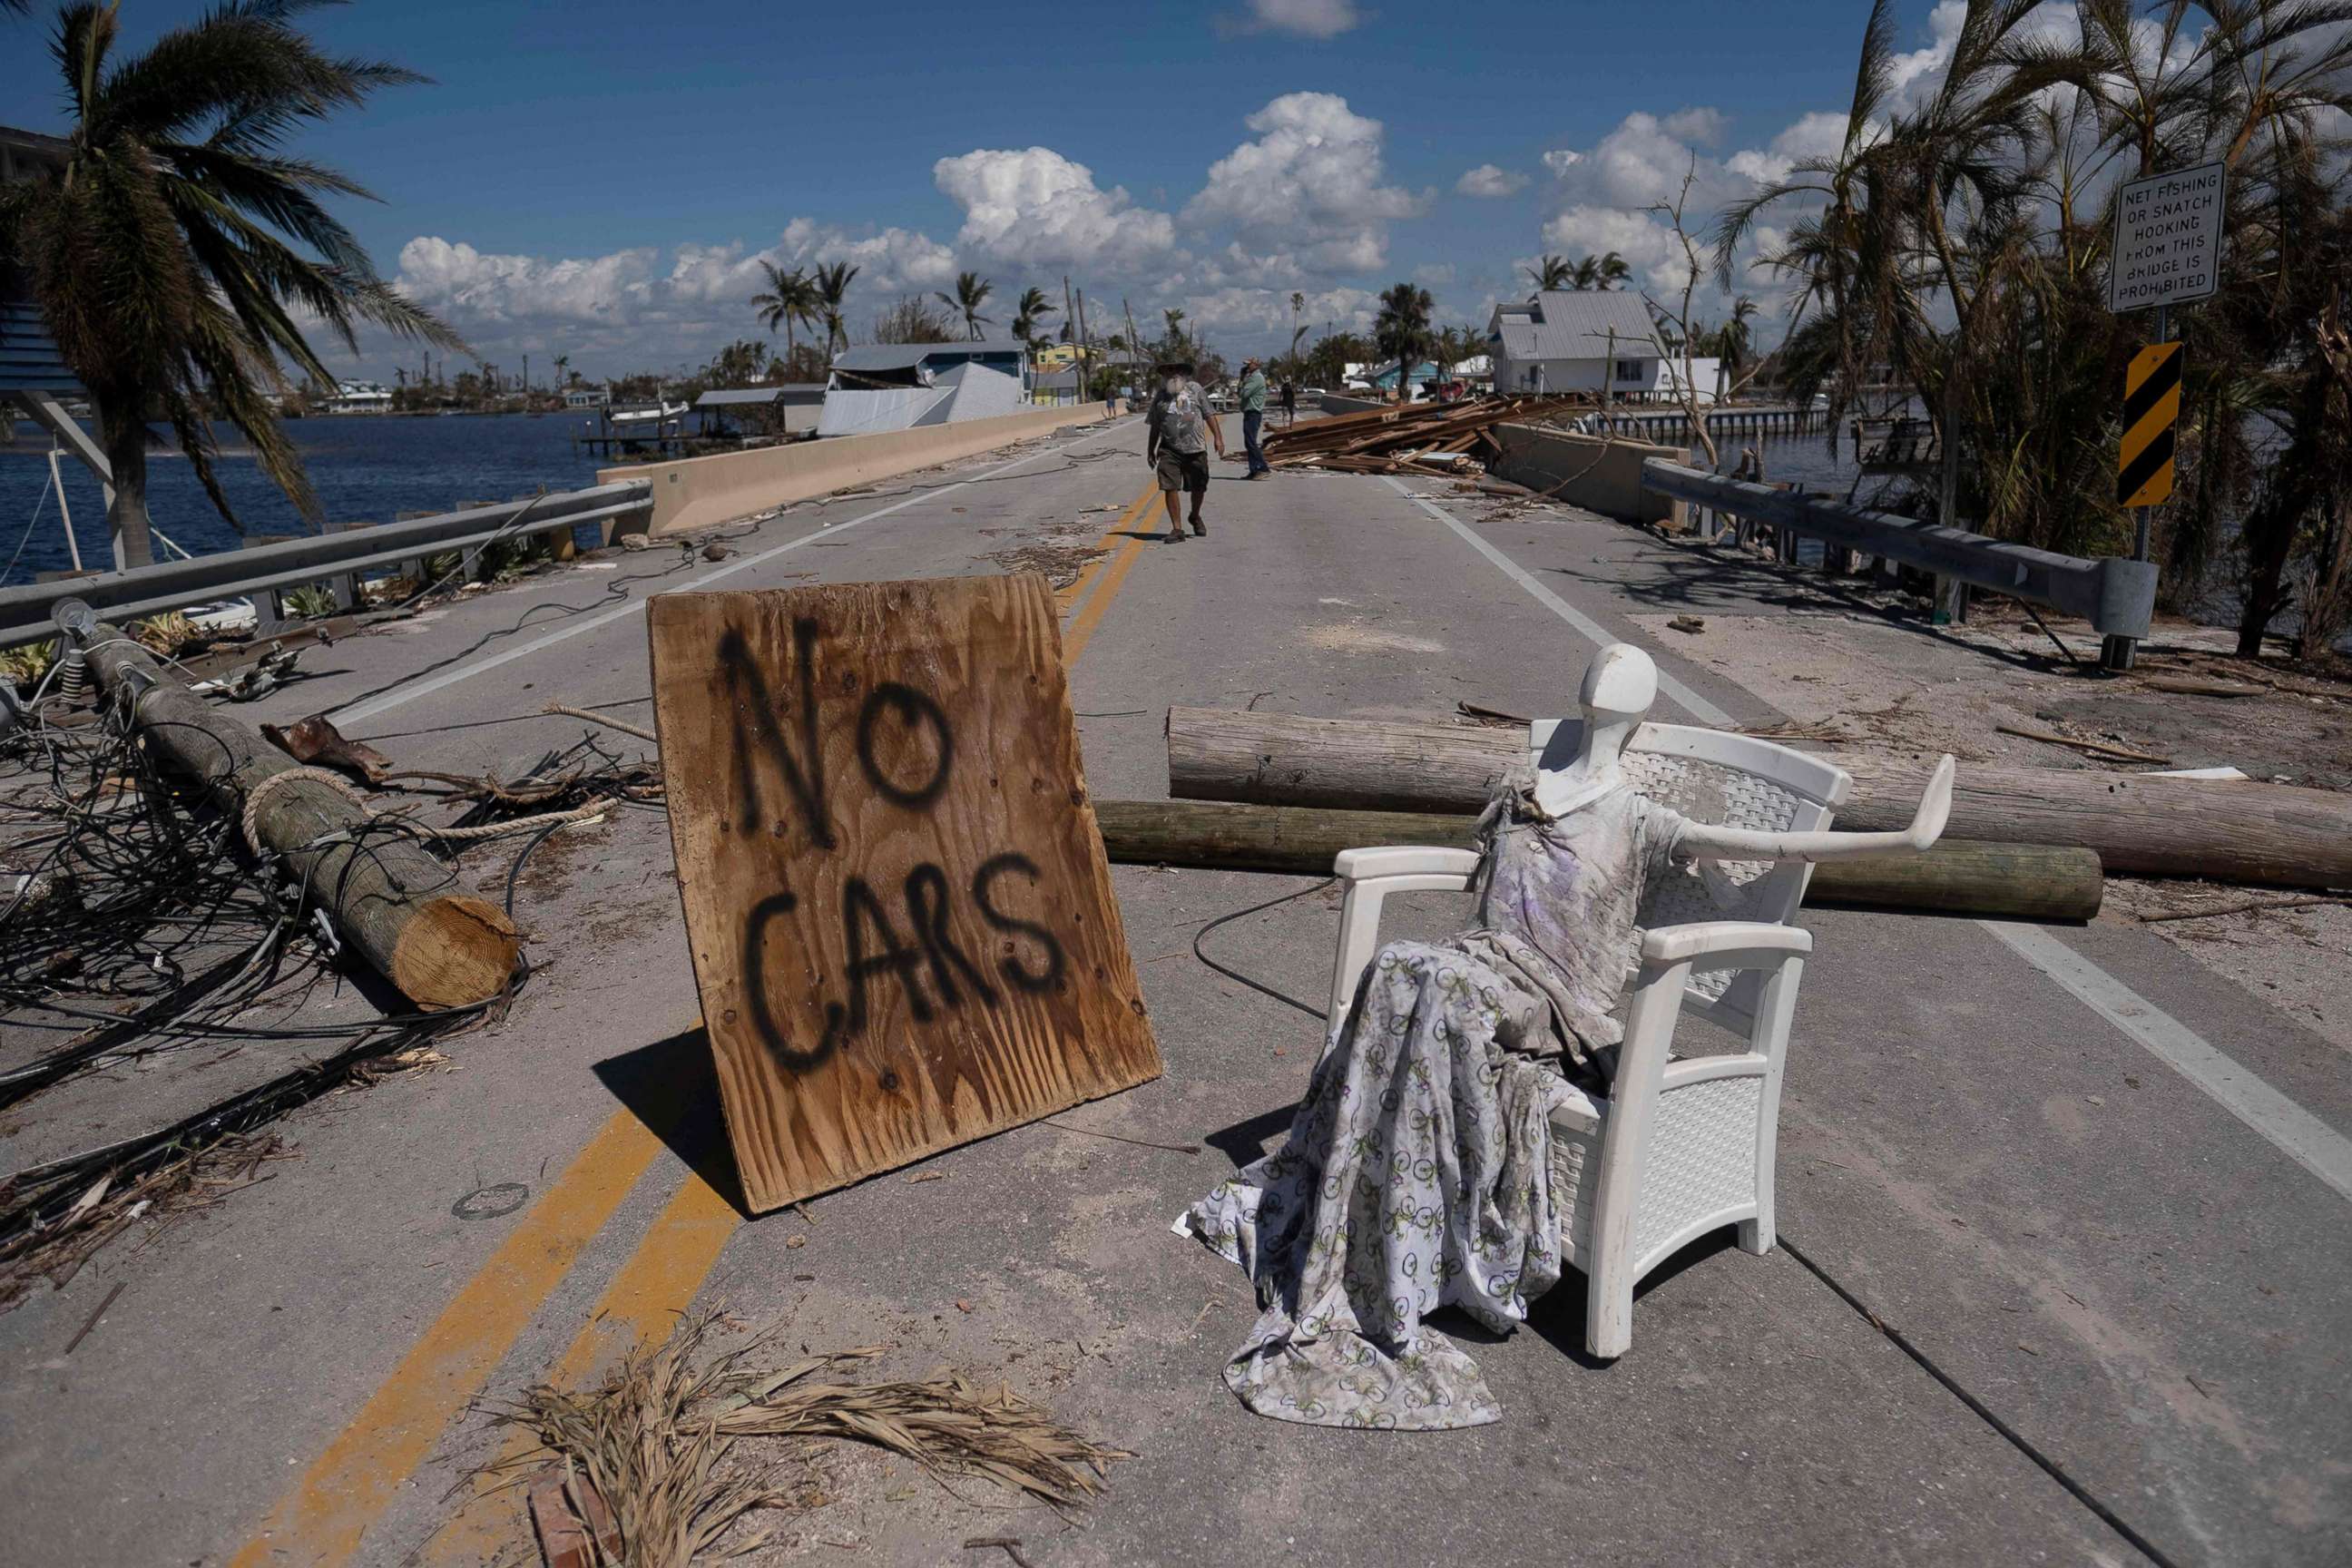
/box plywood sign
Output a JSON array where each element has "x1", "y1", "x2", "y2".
[{"x1": 648, "y1": 575, "x2": 1162, "y2": 1211}]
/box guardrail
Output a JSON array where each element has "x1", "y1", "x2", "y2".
[
  {"x1": 0, "y1": 481, "x2": 652, "y2": 647},
  {"x1": 1639, "y1": 458, "x2": 2158, "y2": 661}
]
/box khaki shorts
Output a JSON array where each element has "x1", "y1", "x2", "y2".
[{"x1": 1155, "y1": 447, "x2": 1210, "y2": 495}]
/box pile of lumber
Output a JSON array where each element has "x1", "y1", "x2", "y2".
[{"x1": 1264, "y1": 395, "x2": 1590, "y2": 477}]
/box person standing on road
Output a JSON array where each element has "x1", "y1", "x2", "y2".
[
  {"x1": 1279, "y1": 377, "x2": 1298, "y2": 426},
  {"x1": 1238, "y1": 357, "x2": 1271, "y2": 479},
  {"x1": 1145, "y1": 358, "x2": 1226, "y2": 541}
]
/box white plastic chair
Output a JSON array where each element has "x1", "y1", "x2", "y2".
[{"x1": 1325, "y1": 721, "x2": 1851, "y2": 1357}]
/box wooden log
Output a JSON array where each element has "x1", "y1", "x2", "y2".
[
  {"x1": 69, "y1": 613, "x2": 520, "y2": 1008},
  {"x1": 1093, "y1": 799, "x2": 2102, "y2": 920},
  {"x1": 1164, "y1": 707, "x2": 2352, "y2": 890}
]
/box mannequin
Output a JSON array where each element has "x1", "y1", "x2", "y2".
[
  {"x1": 1176, "y1": 642, "x2": 1958, "y2": 1432},
  {"x1": 1531, "y1": 642, "x2": 1955, "y2": 858}
]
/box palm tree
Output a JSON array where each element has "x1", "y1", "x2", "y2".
[
  {"x1": 1526, "y1": 254, "x2": 1575, "y2": 291},
  {"x1": 936, "y1": 271, "x2": 994, "y2": 340},
  {"x1": 749, "y1": 261, "x2": 818, "y2": 365},
  {"x1": 1010, "y1": 285, "x2": 1058, "y2": 349},
  {"x1": 552, "y1": 353, "x2": 571, "y2": 387},
  {"x1": 810, "y1": 261, "x2": 860, "y2": 355},
  {"x1": 1373, "y1": 282, "x2": 1434, "y2": 400},
  {"x1": 4, "y1": 1, "x2": 464, "y2": 563}
]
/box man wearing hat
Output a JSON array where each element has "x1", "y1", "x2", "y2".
[
  {"x1": 1237, "y1": 356, "x2": 1272, "y2": 479},
  {"x1": 1144, "y1": 358, "x2": 1227, "y2": 540}
]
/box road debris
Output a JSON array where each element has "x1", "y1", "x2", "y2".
[
  {"x1": 1667, "y1": 615, "x2": 1707, "y2": 635},
  {"x1": 492, "y1": 1314, "x2": 1126, "y2": 1566},
  {"x1": 1262, "y1": 395, "x2": 1591, "y2": 476}
]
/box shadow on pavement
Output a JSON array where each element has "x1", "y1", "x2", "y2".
[
  {"x1": 1522, "y1": 1229, "x2": 1740, "y2": 1369},
  {"x1": 592, "y1": 1025, "x2": 752, "y2": 1218}
]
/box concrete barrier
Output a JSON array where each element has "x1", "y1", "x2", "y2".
[
  {"x1": 601, "y1": 402, "x2": 1114, "y2": 536},
  {"x1": 1489, "y1": 422, "x2": 1690, "y2": 528}
]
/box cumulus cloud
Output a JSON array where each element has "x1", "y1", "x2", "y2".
[
  {"x1": 1660, "y1": 107, "x2": 1729, "y2": 146},
  {"x1": 1538, "y1": 204, "x2": 1692, "y2": 293},
  {"x1": 1181, "y1": 284, "x2": 1378, "y2": 347},
  {"x1": 1186, "y1": 92, "x2": 1426, "y2": 275},
  {"x1": 1724, "y1": 110, "x2": 1854, "y2": 185},
  {"x1": 1542, "y1": 149, "x2": 1583, "y2": 177},
  {"x1": 933, "y1": 147, "x2": 1175, "y2": 272},
  {"x1": 1455, "y1": 163, "x2": 1529, "y2": 198},
  {"x1": 1534, "y1": 103, "x2": 1858, "y2": 304},
  {"x1": 1231, "y1": 0, "x2": 1363, "y2": 37},
  {"x1": 395, "y1": 237, "x2": 660, "y2": 326},
  {"x1": 774, "y1": 219, "x2": 959, "y2": 293}
]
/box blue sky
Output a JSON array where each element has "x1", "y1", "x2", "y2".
[{"x1": 0, "y1": 0, "x2": 1982, "y2": 377}]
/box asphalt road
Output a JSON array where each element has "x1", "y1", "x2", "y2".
[{"x1": 6, "y1": 412, "x2": 2347, "y2": 1566}]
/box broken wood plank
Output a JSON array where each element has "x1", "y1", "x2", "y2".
[{"x1": 651, "y1": 576, "x2": 1163, "y2": 1212}]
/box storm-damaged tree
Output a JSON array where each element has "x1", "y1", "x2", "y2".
[
  {"x1": 1, "y1": 1, "x2": 466, "y2": 564},
  {"x1": 750, "y1": 262, "x2": 818, "y2": 368},
  {"x1": 936, "y1": 271, "x2": 994, "y2": 340},
  {"x1": 1010, "y1": 285, "x2": 1058, "y2": 353},
  {"x1": 811, "y1": 260, "x2": 859, "y2": 356}
]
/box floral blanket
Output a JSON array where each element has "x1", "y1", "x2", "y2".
[{"x1": 1175, "y1": 940, "x2": 1577, "y2": 1429}]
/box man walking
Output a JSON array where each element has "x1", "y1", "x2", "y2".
[
  {"x1": 1238, "y1": 357, "x2": 1271, "y2": 478},
  {"x1": 1145, "y1": 358, "x2": 1226, "y2": 541}
]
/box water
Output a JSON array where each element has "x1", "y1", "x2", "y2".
[{"x1": 1, "y1": 414, "x2": 607, "y2": 588}]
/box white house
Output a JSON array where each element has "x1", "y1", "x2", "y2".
[
  {"x1": 563, "y1": 384, "x2": 609, "y2": 410},
  {"x1": 1487, "y1": 292, "x2": 1662, "y2": 399},
  {"x1": 328, "y1": 379, "x2": 392, "y2": 414}
]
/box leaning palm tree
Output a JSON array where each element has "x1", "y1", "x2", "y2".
[
  {"x1": 1010, "y1": 285, "x2": 1057, "y2": 348},
  {"x1": 1593, "y1": 250, "x2": 1632, "y2": 289},
  {"x1": 1526, "y1": 253, "x2": 1575, "y2": 291},
  {"x1": 749, "y1": 260, "x2": 818, "y2": 366},
  {"x1": 3, "y1": 1, "x2": 466, "y2": 564},
  {"x1": 810, "y1": 261, "x2": 859, "y2": 355},
  {"x1": 936, "y1": 270, "x2": 994, "y2": 340}
]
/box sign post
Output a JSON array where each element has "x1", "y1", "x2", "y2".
[{"x1": 2103, "y1": 161, "x2": 2226, "y2": 671}]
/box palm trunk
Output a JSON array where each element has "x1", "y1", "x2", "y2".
[{"x1": 99, "y1": 397, "x2": 156, "y2": 570}]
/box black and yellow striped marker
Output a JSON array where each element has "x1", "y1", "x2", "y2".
[{"x1": 2119, "y1": 341, "x2": 2181, "y2": 508}]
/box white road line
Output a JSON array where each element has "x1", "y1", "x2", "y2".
[
  {"x1": 1983, "y1": 923, "x2": 2352, "y2": 1201},
  {"x1": 334, "y1": 418, "x2": 1139, "y2": 729},
  {"x1": 1380, "y1": 476, "x2": 1735, "y2": 726},
  {"x1": 1394, "y1": 475, "x2": 2352, "y2": 1204}
]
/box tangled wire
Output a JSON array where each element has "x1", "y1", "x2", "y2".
[{"x1": 0, "y1": 690, "x2": 662, "y2": 1305}]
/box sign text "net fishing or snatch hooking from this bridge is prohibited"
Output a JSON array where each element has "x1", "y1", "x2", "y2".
[{"x1": 2109, "y1": 162, "x2": 2226, "y2": 313}]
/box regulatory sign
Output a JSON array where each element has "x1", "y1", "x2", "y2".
[
  {"x1": 2119, "y1": 342, "x2": 2181, "y2": 508},
  {"x1": 2110, "y1": 162, "x2": 2226, "y2": 313}
]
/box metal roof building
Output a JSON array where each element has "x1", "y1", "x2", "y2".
[
  {"x1": 1487, "y1": 291, "x2": 1662, "y2": 397},
  {"x1": 829, "y1": 339, "x2": 1026, "y2": 377}
]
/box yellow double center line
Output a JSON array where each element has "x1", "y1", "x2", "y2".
[{"x1": 237, "y1": 475, "x2": 1163, "y2": 1568}]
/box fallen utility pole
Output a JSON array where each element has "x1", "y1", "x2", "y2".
[
  {"x1": 1165, "y1": 707, "x2": 2352, "y2": 891},
  {"x1": 54, "y1": 601, "x2": 520, "y2": 1009},
  {"x1": 1094, "y1": 799, "x2": 2102, "y2": 921}
]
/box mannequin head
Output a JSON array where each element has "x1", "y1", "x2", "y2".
[
  {"x1": 1532, "y1": 643, "x2": 1659, "y2": 816},
  {"x1": 1579, "y1": 643, "x2": 1657, "y2": 729}
]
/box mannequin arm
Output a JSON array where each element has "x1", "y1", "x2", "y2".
[{"x1": 1678, "y1": 754, "x2": 1955, "y2": 862}]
